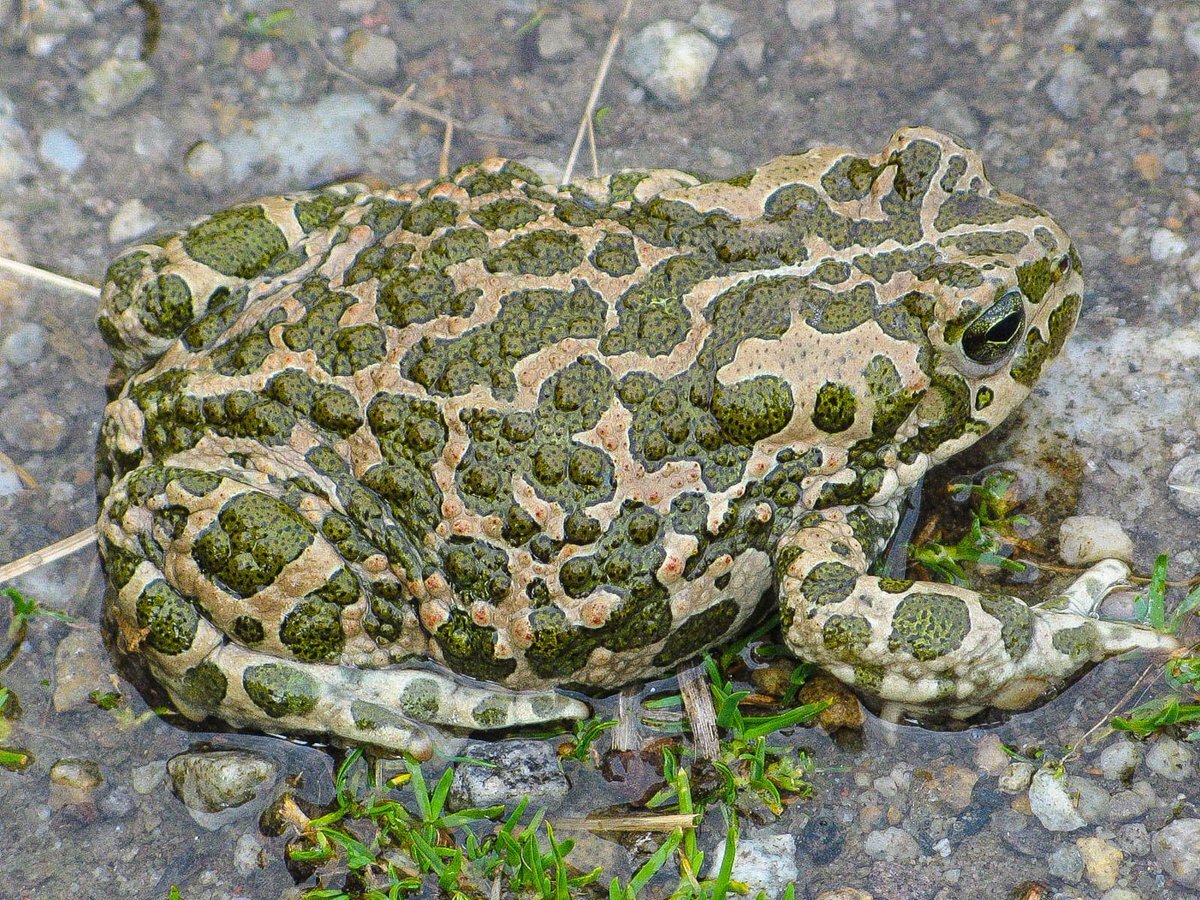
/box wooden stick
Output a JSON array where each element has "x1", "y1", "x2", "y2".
[
  {"x1": 0, "y1": 257, "x2": 100, "y2": 298},
  {"x1": 678, "y1": 659, "x2": 720, "y2": 760},
  {"x1": 0, "y1": 526, "x2": 98, "y2": 587},
  {"x1": 611, "y1": 682, "x2": 642, "y2": 752},
  {"x1": 560, "y1": 0, "x2": 634, "y2": 185},
  {"x1": 554, "y1": 812, "x2": 697, "y2": 833}
]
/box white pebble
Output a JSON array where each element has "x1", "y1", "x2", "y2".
[
  {"x1": 1167, "y1": 454, "x2": 1200, "y2": 516},
  {"x1": 1149, "y1": 227, "x2": 1187, "y2": 263},
  {"x1": 1128, "y1": 67, "x2": 1170, "y2": 98},
  {"x1": 108, "y1": 199, "x2": 158, "y2": 245},
  {"x1": 1058, "y1": 515, "x2": 1133, "y2": 565},
  {"x1": 622, "y1": 21, "x2": 719, "y2": 108},
  {"x1": 1029, "y1": 768, "x2": 1085, "y2": 832},
  {"x1": 37, "y1": 128, "x2": 86, "y2": 174}
]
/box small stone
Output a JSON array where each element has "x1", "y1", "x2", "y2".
[
  {"x1": 1149, "y1": 227, "x2": 1187, "y2": 263},
  {"x1": 733, "y1": 30, "x2": 765, "y2": 74},
  {"x1": 131, "y1": 761, "x2": 166, "y2": 795},
  {"x1": 916, "y1": 764, "x2": 978, "y2": 812},
  {"x1": 925, "y1": 89, "x2": 981, "y2": 138},
  {"x1": 1048, "y1": 844, "x2": 1084, "y2": 883},
  {"x1": 183, "y1": 140, "x2": 226, "y2": 183},
  {"x1": 1100, "y1": 889, "x2": 1141, "y2": 900},
  {"x1": 1127, "y1": 68, "x2": 1170, "y2": 99},
  {"x1": 108, "y1": 199, "x2": 158, "y2": 246},
  {"x1": 1144, "y1": 737, "x2": 1195, "y2": 781},
  {"x1": 37, "y1": 128, "x2": 85, "y2": 174},
  {"x1": 2, "y1": 322, "x2": 46, "y2": 368},
  {"x1": 1153, "y1": 819, "x2": 1200, "y2": 889},
  {"x1": 233, "y1": 833, "x2": 264, "y2": 876},
  {"x1": 1052, "y1": 0, "x2": 1131, "y2": 44},
  {"x1": 99, "y1": 785, "x2": 134, "y2": 819},
  {"x1": 0, "y1": 457, "x2": 22, "y2": 497},
  {"x1": 167, "y1": 749, "x2": 278, "y2": 829},
  {"x1": 1098, "y1": 739, "x2": 1144, "y2": 782},
  {"x1": 0, "y1": 100, "x2": 35, "y2": 185},
  {"x1": 50, "y1": 757, "x2": 103, "y2": 791},
  {"x1": 1029, "y1": 768, "x2": 1085, "y2": 832},
  {"x1": 449, "y1": 740, "x2": 567, "y2": 811},
  {"x1": 690, "y1": 3, "x2": 737, "y2": 43},
  {"x1": 841, "y1": 0, "x2": 900, "y2": 45},
  {"x1": 1107, "y1": 781, "x2": 1156, "y2": 823},
  {"x1": 0, "y1": 391, "x2": 67, "y2": 452},
  {"x1": 80, "y1": 58, "x2": 157, "y2": 117},
  {"x1": 1186, "y1": 21, "x2": 1200, "y2": 59},
  {"x1": 1076, "y1": 836, "x2": 1123, "y2": 891},
  {"x1": 536, "y1": 15, "x2": 584, "y2": 61},
  {"x1": 1114, "y1": 823, "x2": 1150, "y2": 857},
  {"x1": 1167, "y1": 455, "x2": 1200, "y2": 516},
  {"x1": 1058, "y1": 515, "x2": 1133, "y2": 565},
  {"x1": 706, "y1": 834, "x2": 798, "y2": 894},
  {"x1": 1133, "y1": 152, "x2": 1163, "y2": 182},
  {"x1": 622, "y1": 21, "x2": 719, "y2": 108},
  {"x1": 558, "y1": 831, "x2": 631, "y2": 883},
  {"x1": 798, "y1": 671, "x2": 865, "y2": 731},
  {"x1": 816, "y1": 892, "x2": 872, "y2": 900},
  {"x1": 1046, "y1": 54, "x2": 1091, "y2": 120},
  {"x1": 863, "y1": 827, "x2": 921, "y2": 862},
  {"x1": 999, "y1": 761, "x2": 1035, "y2": 794},
  {"x1": 1067, "y1": 776, "x2": 1112, "y2": 824},
  {"x1": 52, "y1": 628, "x2": 113, "y2": 712},
  {"x1": 786, "y1": 0, "x2": 837, "y2": 31},
  {"x1": 343, "y1": 30, "x2": 400, "y2": 81},
  {"x1": 973, "y1": 734, "x2": 1009, "y2": 776}
]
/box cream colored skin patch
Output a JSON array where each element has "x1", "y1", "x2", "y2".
[{"x1": 97, "y1": 128, "x2": 1175, "y2": 757}]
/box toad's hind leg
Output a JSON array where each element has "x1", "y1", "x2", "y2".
[{"x1": 775, "y1": 512, "x2": 1179, "y2": 718}]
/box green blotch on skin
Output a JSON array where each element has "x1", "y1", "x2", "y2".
[
  {"x1": 822, "y1": 614, "x2": 872, "y2": 660},
  {"x1": 933, "y1": 193, "x2": 1035, "y2": 231},
  {"x1": 975, "y1": 386, "x2": 994, "y2": 410},
  {"x1": 525, "y1": 605, "x2": 596, "y2": 679},
  {"x1": 100, "y1": 540, "x2": 142, "y2": 590},
  {"x1": 176, "y1": 662, "x2": 228, "y2": 711},
  {"x1": 978, "y1": 593, "x2": 1033, "y2": 659},
  {"x1": 192, "y1": 492, "x2": 315, "y2": 598},
  {"x1": 351, "y1": 700, "x2": 406, "y2": 732},
  {"x1": 472, "y1": 697, "x2": 508, "y2": 728},
  {"x1": 279, "y1": 599, "x2": 344, "y2": 663},
  {"x1": 600, "y1": 253, "x2": 712, "y2": 357},
  {"x1": 135, "y1": 580, "x2": 198, "y2": 655},
  {"x1": 1009, "y1": 328, "x2": 1049, "y2": 388},
  {"x1": 181, "y1": 205, "x2": 288, "y2": 279},
  {"x1": 939, "y1": 154, "x2": 968, "y2": 192},
  {"x1": 1048, "y1": 293, "x2": 1081, "y2": 356},
  {"x1": 801, "y1": 561, "x2": 858, "y2": 605},
  {"x1": 442, "y1": 540, "x2": 511, "y2": 605},
  {"x1": 938, "y1": 231, "x2": 1029, "y2": 256},
  {"x1": 853, "y1": 664, "x2": 885, "y2": 692},
  {"x1": 172, "y1": 468, "x2": 222, "y2": 496},
  {"x1": 805, "y1": 283, "x2": 876, "y2": 334},
  {"x1": 138, "y1": 274, "x2": 194, "y2": 338},
  {"x1": 403, "y1": 198, "x2": 458, "y2": 236},
  {"x1": 812, "y1": 382, "x2": 857, "y2": 433},
  {"x1": 400, "y1": 677, "x2": 442, "y2": 720},
  {"x1": 295, "y1": 191, "x2": 347, "y2": 232},
  {"x1": 232, "y1": 615, "x2": 265, "y2": 645},
  {"x1": 243, "y1": 663, "x2": 319, "y2": 718},
  {"x1": 887, "y1": 593, "x2": 970, "y2": 661},
  {"x1": 435, "y1": 608, "x2": 518, "y2": 681},
  {"x1": 310, "y1": 567, "x2": 361, "y2": 606},
  {"x1": 471, "y1": 198, "x2": 544, "y2": 231},
  {"x1": 1016, "y1": 257, "x2": 1054, "y2": 304},
  {"x1": 653, "y1": 598, "x2": 740, "y2": 667},
  {"x1": 590, "y1": 233, "x2": 640, "y2": 276},
  {"x1": 1052, "y1": 623, "x2": 1098, "y2": 662},
  {"x1": 711, "y1": 376, "x2": 794, "y2": 445},
  {"x1": 821, "y1": 155, "x2": 883, "y2": 202},
  {"x1": 485, "y1": 229, "x2": 585, "y2": 277},
  {"x1": 877, "y1": 578, "x2": 913, "y2": 593}
]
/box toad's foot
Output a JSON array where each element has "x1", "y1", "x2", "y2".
[
  {"x1": 777, "y1": 515, "x2": 1179, "y2": 721},
  {"x1": 155, "y1": 639, "x2": 589, "y2": 759}
]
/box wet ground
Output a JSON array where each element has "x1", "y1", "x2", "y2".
[{"x1": 0, "y1": 1, "x2": 1198, "y2": 898}]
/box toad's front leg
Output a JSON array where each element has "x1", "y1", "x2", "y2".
[{"x1": 775, "y1": 511, "x2": 1179, "y2": 721}]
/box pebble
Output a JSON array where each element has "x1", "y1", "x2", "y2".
[
  {"x1": 232, "y1": 833, "x2": 264, "y2": 876},
  {"x1": 167, "y1": 749, "x2": 278, "y2": 829},
  {"x1": 999, "y1": 761, "x2": 1035, "y2": 794},
  {"x1": 863, "y1": 826, "x2": 921, "y2": 863},
  {"x1": 733, "y1": 30, "x2": 765, "y2": 74},
  {"x1": 37, "y1": 128, "x2": 86, "y2": 174},
  {"x1": 559, "y1": 831, "x2": 631, "y2": 883},
  {"x1": 0, "y1": 457, "x2": 22, "y2": 497},
  {"x1": 536, "y1": 15, "x2": 584, "y2": 61},
  {"x1": 50, "y1": 757, "x2": 103, "y2": 791},
  {"x1": 183, "y1": 140, "x2": 226, "y2": 183},
  {"x1": 1077, "y1": 836, "x2": 1123, "y2": 891},
  {"x1": 917, "y1": 764, "x2": 978, "y2": 812},
  {"x1": 1114, "y1": 823, "x2": 1150, "y2": 857},
  {"x1": 973, "y1": 734, "x2": 1010, "y2": 776},
  {"x1": 786, "y1": 0, "x2": 837, "y2": 31},
  {"x1": 1057, "y1": 516, "x2": 1133, "y2": 565},
  {"x1": 2, "y1": 322, "x2": 46, "y2": 368},
  {"x1": 1100, "y1": 890, "x2": 1141, "y2": 900},
  {"x1": 1029, "y1": 768, "x2": 1085, "y2": 832},
  {"x1": 843, "y1": 0, "x2": 900, "y2": 45},
  {"x1": 343, "y1": 30, "x2": 400, "y2": 81},
  {"x1": 0, "y1": 97, "x2": 35, "y2": 184},
  {"x1": 622, "y1": 21, "x2": 719, "y2": 108},
  {"x1": 1152, "y1": 819, "x2": 1200, "y2": 889},
  {"x1": 0, "y1": 391, "x2": 67, "y2": 452},
  {"x1": 1046, "y1": 54, "x2": 1091, "y2": 120},
  {"x1": 52, "y1": 628, "x2": 113, "y2": 712},
  {"x1": 1128, "y1": 68, "x2": 1170, "y2": 99},
  {"x1": 99, "y1": 785, "x2": 135, "y2": 819},
  {"x1": 448, "y1": 740, "x2": 567, "y2": 811},
  {"x1": 108, "y1": 199, "x2": 158, "y2": 246},
  {"x1": 706, "y1": 834, "x2": 798, "y2": 895},
  {"x1": 1149, "y1": 228, "x2": 1188, "y2": 263},
  {"x1": 1107, "y1": 781, "x2": 1156, "y2": 823},
  {"x1": 1144, "y1": 737, "x2": 1195, "y2": 781},
  {"x1": 1048, "y1": 844, "x2": 1085, "y2": 883},
  {"x1": 1052, "y1": 0, "x2": 1131, "y2": 44},
  {"x1": 798, "y1": 671, "x2": 865, "y2": 731},
  {"x1": 690, "y1": 3, "x2": 737, "y2": 43},
  {"x1": 1186, "y1": 21, "x2": 1200, "y2": 59},
  {"x1": 1098, "y1": 739, "x2": 1144, "y2": 782},
  {"x1": 816, "y1": 892, "x2": 872, "y2": 900},
  {"x1": 131, "y1": 761, "x2": 166, "y2": 795},
  {"x1": 925, "y1": 89, "x2": 981, "y2": 138},
  {"x1": 1166, "y1": 455, "x2": 1200, "y2": 515},
  {"x1": 1067, "y1": 776, "x2": 1112, "y2": 824},
  {"x1": 80, "y1": 58, "x2": 157, "y2": 117}
]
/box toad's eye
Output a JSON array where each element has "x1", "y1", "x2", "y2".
[
  {"x1": 1056, "y1": 254, "x2": 1072, "y2": 276},
  {"x1": 961, "y1": 290, "x2": 1025, "y2": 364}
]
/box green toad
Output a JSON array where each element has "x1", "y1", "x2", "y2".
[{"x1": 96, "y1": 128, "x2": 1177, "y2": 757}]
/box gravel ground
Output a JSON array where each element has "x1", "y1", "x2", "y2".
[{"x1": 0, "y1": 1, "x2": 1198, "y2": 898}]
